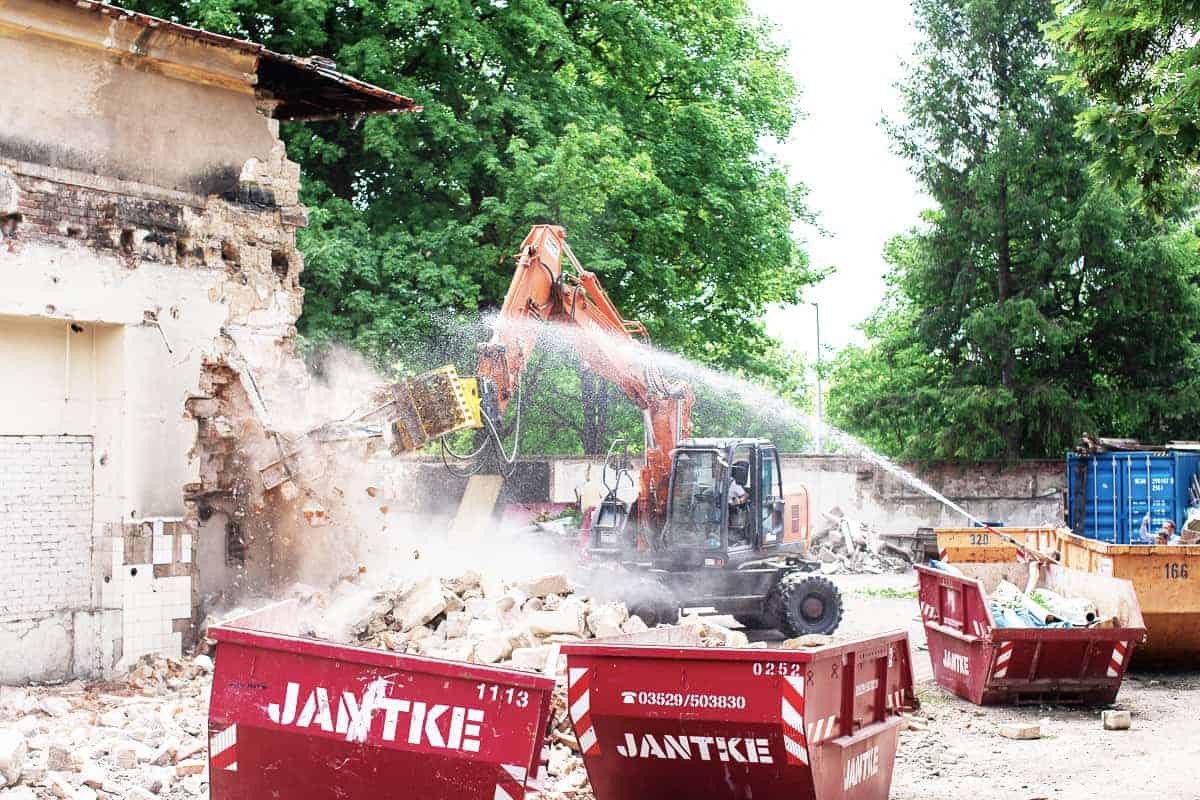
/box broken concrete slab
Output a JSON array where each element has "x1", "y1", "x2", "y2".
[
  {"x1": 518, "y1": 573, "x2": 571, "y2": 598},
  {"x1": 585, "y1": 602, "x2": 629, "y2": 638},
  {"x1": 0, "y1": 730, "x2": 27, "y2": 787},
  {"x1": 527, "y1": 599, "x2": 587, "y2": 637},
  {"x1": 393, "y1": 577, "x2": 447, "y2": 632},
  {"x1": 1102, "y1": 710, "x2": 1132, "y2": 730},
  {"x1": 997, "y1": 723, "x2": 1041, "y2": 740}
]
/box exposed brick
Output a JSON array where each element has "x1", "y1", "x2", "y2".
[{"x1": 0, "y1": 436, "x2": 93, "y2": 621}]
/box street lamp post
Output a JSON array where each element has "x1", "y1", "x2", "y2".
[{"x1": 812, "y1": 301, "x2": 824, "y2": 454}]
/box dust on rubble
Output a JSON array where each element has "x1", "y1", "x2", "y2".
[{"x1": 0, "y1": 655, "x2": 212, "y2": 800}]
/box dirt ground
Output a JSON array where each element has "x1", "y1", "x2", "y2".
[{"x1": 822, "y1": 572, "x2": 1200, "y2": 800}]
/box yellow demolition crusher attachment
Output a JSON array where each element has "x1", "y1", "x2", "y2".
[
  {"x1": 257, "y1": 366, "x2": 485, "y2": 493},
  {"x1": 384, "y1": 366, "x2": 484, "y2": 453}
]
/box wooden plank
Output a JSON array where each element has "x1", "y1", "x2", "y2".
[{"x1": 447, "y1": 474, "x2": 505, "y2": 541}]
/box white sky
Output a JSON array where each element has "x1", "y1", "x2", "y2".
[{"x1": 752, "y1": 1, "x2": 928, "y2": 361}]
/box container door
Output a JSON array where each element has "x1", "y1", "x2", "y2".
[
  {"x1": 1119, "y1": 454, "x2": 1175, "y2": 545},
  {"x1": 1083, "y1": 455, "x2": 1121, "y2": 543}
]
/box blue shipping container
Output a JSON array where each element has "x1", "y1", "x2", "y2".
[{"x1": 1066, "y1": 451, "x2": 1200, "y2": 544}]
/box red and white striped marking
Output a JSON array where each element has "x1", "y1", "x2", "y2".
[
  {"x1": 993, "y1": 642, "x2": 1014, "y2": 678},
  {"x1": 567, "y1": 668, "x2": 599, "y2": 756},
  {"x1": 494, "y1": 763, "x2": 527, "y2": 800},
  {"x1": 806, "y1": 714, "x2": 838, "y2": 744},
  {"x1": 938, "y1": 548, "x2": 948, "y2": 562},
  {"x1": 781, "y1": 675, "x2": 809, "y2": 766},
  {"x1": 1107, "y1": 641, "x2": 1129, "y2": 677},
  {"x1": 209, "y1": 723, "x2": 238, "y2": 772},
  {"x1": 919, "y1": 601, "x2": 938, "y2": 620},
  {"x1": 971, "y1": 620, "x2": 988, "y2": 638},
  {"x1": 887, "y1": 688, "x2": 907, "y2": 711}
]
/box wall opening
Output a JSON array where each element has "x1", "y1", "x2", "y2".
[
  {"x1": 0, "y1": 213, "x2": 21, "y2": 237},
  {"x1": 271, "y1": 250, "x2": 289, "y2": 279},
  {"x1": 225, "y1": 520, "x2": 246, "y2": 566}
]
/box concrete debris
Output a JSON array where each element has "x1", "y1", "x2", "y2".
[
  {"x1": 43, "y1": 745, "x2": 70, "y2": 774},
  {"x1": 0, "y1": 730, "x2": 28, "y2": 787},
  {"x1": 780, "y1": 634, "x2": 840, "y2": 649},
  {"x1": 518, "y1": 573, "x2": 572, "y2": 598},
  {"x1": 1102, "y1": 710, "x2": 1132, "y2": 731},
  {"x1": 393, "y1": 576, "x2": 448, "y2": 631},
  {"x1": 585, "y1": 602, "x2": 629, "y2": 638},
  {"x1": 997, "y1": 722, "x2": 1041, "y2": 740},
  {"x1": 679, "y1": 614, "x2": 750, "y2": 647},
  {"x1": 812, "y1": 508, "x2": 913, "y2": 574},
  {"x1": 35, "y1": 701, "x2": 69, "y2": 720},
  {"x1": 0, "y1": 654, "x2": 210, "y2": 800}
]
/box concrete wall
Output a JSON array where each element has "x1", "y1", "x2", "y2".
[{"x1": 541, "y1": 455, "x2": 1066, "y2": 531}]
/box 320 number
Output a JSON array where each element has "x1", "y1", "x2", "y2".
[
  {"x1": 969, "y1": 533, "x2": 990, "y2": 545},
  {"x1": 1164, "y1": 563, "x2": 1190, "y2": 580}
]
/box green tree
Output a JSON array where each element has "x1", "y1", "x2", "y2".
[
  {"x1": 130, "y1": 0, "x2": 819, "y2": 454},
  {"x1": 1047, "y1": 1, "x2": 1200, "y2": 208},
  {"x1": 827, "y1": 0, "x2": 1200, "y2": 461}
]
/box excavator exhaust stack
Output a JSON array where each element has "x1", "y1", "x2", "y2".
[{"x1": 385, "y1": 365, "x2": 483, "y2": 453}]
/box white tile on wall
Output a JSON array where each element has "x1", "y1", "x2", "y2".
[{"x1": 152, "y1": 534, "x2": 173, "y2": 565}]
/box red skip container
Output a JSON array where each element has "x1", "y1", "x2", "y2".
[
  {"x1": 916, "y1": 563, "x2": 1146, "y2": 705},
  {"x1": 206, "y1": 600, "x2": 555, "y2": 800},
  {"x1": 561, "y1": 630, "x2": 916, "y2": 800}
]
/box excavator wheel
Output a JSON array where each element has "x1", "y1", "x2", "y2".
[
  {"x1": 625, "y1": 580, "x2": 680, "y2": 628},
  {"x1": 769, "y1": 573, "x2": 843, "y2": 637}
]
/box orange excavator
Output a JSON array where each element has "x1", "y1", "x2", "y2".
[{"x1": 381, "y1": 225, "x2": 841, "y2": 635}]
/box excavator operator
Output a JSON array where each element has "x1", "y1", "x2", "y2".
[{"x1": 728, "y1": 460, "x2": 751, "y2": 545}]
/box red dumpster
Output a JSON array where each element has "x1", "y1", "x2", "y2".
[
  {"x1": 206, "y1": 599, "x2": 555, "y2": 800},
  {"x1": 560, "y1": 631, "x2": 916, "y2": 800},
  {"x1": 916, "y1": 563, "x2": 1146, "y2": 705}
]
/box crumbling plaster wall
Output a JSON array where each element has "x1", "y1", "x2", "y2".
[
  {"x1": 0, "y1": 13, "x2": 313, "y2": 681},
  {"x1": 0, "y1": 0, "x2": 280, "y2": 198}
]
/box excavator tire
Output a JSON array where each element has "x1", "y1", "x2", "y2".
[
  {"x1": 626, "y1": 580, "x2": 680, "y2": 628},
  {"x1": 769, "y1": 573, "x2": 843, "y2": 637}
]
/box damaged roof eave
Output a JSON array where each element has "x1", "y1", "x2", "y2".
[{"x1": 52, "y1": 0, "x2": 419, "y2": 121}]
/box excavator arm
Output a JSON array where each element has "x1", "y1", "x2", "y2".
[
  {"x1": 383, "y1": 224, "x2": 692, "y2": 534},
  {"x1": 472, "y1": 225, "x2": 694, "y2": 529}
]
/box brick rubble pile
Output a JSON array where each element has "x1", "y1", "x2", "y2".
[{"x1": 0, "y1": 656, "x2": 212, "y2": 800}]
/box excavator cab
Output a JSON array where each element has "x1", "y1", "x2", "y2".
[
  {"x1": 659, "y1": 438, "x2": 796, "y2": 566},
  {"x1": 620, "y1": 437, "x2": 842, "y2": 637}
]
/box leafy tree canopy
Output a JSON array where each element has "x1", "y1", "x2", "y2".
[
  {"x1": 828, "y1": 0, "x2": 1200, "y2": 461},
  {"x1": 131, "y1": 0, "x2": 820, "y2": 453},
  {"x1": 1047, "y1": 1, "x2": 1200, "y2": 209}
]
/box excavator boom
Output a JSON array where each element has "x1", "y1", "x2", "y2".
[{"x1": 386, "y1": 224, "x2": 693, "y2": 532}]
